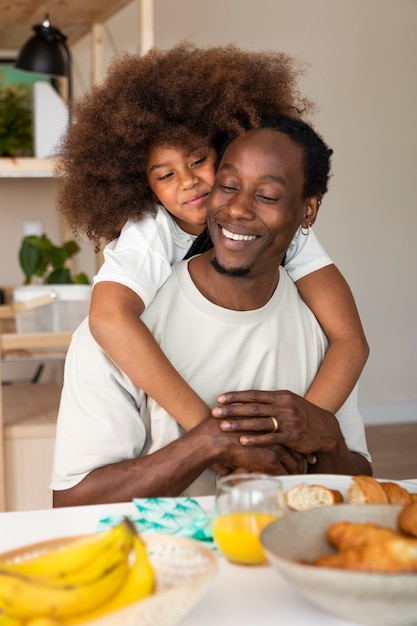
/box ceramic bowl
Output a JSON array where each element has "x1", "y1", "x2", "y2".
[{"x1": 261, "y1": 504, "x2": 417, "y2": 625}]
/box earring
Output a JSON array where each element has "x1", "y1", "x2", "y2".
[{"x1": 301, "y1": 223, "x2": 311, "y2": 236}]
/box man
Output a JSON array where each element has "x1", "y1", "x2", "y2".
[{"x1": 51, "y1": 114, "x2": 371, "y2": 507}]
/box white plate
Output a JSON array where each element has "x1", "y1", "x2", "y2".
[{"x1": 278, "y1": 473, "x2": 417, "y2": 500}]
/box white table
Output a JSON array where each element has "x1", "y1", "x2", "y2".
[{"x1": 0, "y1": 498, "x2": 378, "y2": 626}]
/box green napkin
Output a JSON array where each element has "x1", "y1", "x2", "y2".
[{"x1": 98, "y1": 497, "x2": 215, "y2": 546}]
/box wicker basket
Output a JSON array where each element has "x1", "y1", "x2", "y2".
[{"x1": 0, "y1": 532, "x2": 218, "y2": 626}]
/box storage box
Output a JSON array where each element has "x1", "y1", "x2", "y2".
[{"x1": 13, "y1": 285, "x2": 91, "y2": 333}]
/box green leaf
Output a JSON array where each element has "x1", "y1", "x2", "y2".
[
  {"x1": 46, "y1": 268, "x2": 73, "y2": 284},
  {"x1": 63, "y1": 240, "x2": 80, "y2": 258},
  {"x1": 18, "y1": 234, "x2": 90, "y2": 285},
  {"x1": 73, "y1": 272, "x2": 90, "y2": 285},
  {"x1": 19, "y1": 239, "x2": 43, "y2": 282}
]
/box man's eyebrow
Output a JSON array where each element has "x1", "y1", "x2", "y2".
[{"x1": 218, "y1": 162, "x2": 287, "y2": 186}]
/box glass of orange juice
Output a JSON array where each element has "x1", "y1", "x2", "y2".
[{"x1": 212, "y1": 473, "x2": 287, "y2": 565}]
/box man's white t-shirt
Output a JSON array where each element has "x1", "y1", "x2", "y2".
[
  {"x1": 51, "y1": 262, "x2": 369, "y2": 495},
  {"x1": 93, "y1": 207, "x2": 332, "y2": 306}
]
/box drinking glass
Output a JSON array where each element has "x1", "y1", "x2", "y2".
[{"x1": 212, "y1": 473, "x2": 287, "y2": 565}]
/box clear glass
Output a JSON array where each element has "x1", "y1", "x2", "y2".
[{"x1": 212, "y1": 473, "x2": 287, "y2": 565}]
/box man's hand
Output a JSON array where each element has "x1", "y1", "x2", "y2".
[
  {"x1": 212, "y1": 389, "x2": 343, "y2": 456},
  {"x1": 195, "y1": 415, "x2": 307, "y2": 475}
]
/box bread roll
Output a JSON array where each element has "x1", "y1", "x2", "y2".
[
  {"x1": 285, "y1": 483, "x2": 343, "y2": 511},
  {"x1": 380, "y1": 481, "x2": 412, "y2": 505},
  {"x1": 347, "y1": 475, "x2": 389, "y2": 504},
  {"x1": 398, "y1": 501, "x2": 417, "y2": 538}
]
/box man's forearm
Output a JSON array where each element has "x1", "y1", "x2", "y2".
[{"x1": 53, "y1": 426, "x2": 220, "y2": 507}]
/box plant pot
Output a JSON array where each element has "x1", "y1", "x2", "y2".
[{"x1": 13, "y1": 284, "x2": 91, "y2": 333}]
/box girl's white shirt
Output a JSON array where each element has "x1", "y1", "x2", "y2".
[{"x1": 93, "y1": 205, "x2": 332, "y2": 307}]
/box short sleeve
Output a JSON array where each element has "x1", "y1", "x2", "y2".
[
  {"x1": 284, "y1": 227, "x2": 333, "y2": 282},
  {"x1": 93, "y1": 210, "x2": 195, "y2": 307}
]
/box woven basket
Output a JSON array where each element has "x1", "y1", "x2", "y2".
[{"x1": 0, "y1": 532, "x2": 218, "y2": 626}]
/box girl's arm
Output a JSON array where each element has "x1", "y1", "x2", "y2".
[
  {"x1": 295, "y1": 264, "x2": 369, "y2": 413},
  {"x1": 89, "y1": 281, "x2": 212, "y2": 430}
]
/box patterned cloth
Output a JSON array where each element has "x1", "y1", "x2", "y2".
[{"x1": 98, "y1": 497, "x2": 215, "y2": 546}]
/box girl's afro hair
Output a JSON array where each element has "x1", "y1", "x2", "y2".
[{"x1": 56, "y1": 41, "x2": 314, "y2": 248}]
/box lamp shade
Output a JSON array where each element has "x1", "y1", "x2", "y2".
[{"x1": 15, "y1": 24, "x2": 67, "y2": 77}]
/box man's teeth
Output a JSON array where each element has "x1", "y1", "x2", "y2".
[{"x1": 221, "y1": 227, "x2": 256, "y2": 242}]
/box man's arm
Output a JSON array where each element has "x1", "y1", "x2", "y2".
[
  {"x1": 212, "y1": 390, "x2": 372, "y2": 476},
  {"x1": 53, "y1": 416, "x2": 307, "y2": 507}
]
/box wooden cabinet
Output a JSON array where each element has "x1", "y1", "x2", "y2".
[{"x1": 0, "y1": 324, "x2": 72, "y2": 511}]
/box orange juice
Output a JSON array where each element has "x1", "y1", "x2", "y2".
[{"x1": 212, "y1": 512, "x2": 277, "y2": 564}]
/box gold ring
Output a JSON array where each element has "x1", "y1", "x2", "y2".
[{"x1": 270, "y1": 416, "x2": 279, "y2": 433}]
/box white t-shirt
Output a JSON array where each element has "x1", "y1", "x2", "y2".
[
  {"x1": 51, "y1": 262, "x2": 369, "y2": 495},
  {"x1": 94, "y1": 206, "x2": 332, "y2": 306}
]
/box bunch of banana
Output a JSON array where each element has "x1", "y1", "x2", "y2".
[{"x1": 0, "y1": 519, "x2": 156, "y2": 625}]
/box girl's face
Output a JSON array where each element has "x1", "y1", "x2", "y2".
[{"x1": 146, "y1": 142, "x2": 217, "y2": 235}]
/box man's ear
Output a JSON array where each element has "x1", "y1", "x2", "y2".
[{"x1": 301, "y1": 195, "x2": 322, "y2": 229}]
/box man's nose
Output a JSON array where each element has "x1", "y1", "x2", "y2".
[{"x1": 226, "y1": 192, "x2": 255, "y2": 219}]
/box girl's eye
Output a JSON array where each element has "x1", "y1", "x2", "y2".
[
  {"x1": 191, "y1": 155, "x2": 207, "y2": 167},
  {"x1": 157, "y1": 172, "x2": 174, "y2": 181}
]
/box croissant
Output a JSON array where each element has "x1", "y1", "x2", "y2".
[
  {"x1": 315, "y1": 536, "x2": 417, "y2": 573},
  {"x1": 326, "y1": 521, "x2": 401, "y2": 552}
]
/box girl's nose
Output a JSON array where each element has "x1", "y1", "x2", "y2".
[{"x1": 180, "y1": 169, "x2": 198, "y2": 189}]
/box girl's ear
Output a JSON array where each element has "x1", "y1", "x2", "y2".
[{"x1": 301, "y1": 195, "x2": 322, "y2": 229}]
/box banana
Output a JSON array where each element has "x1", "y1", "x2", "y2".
[
  {"x1": 1, "y1": 520, "x2": 133, "y2": 582},
  {"x1": 24, "y1": 617, "x2": 64, "y2": 626},
  {"x1": 67, "y1": 534, "x2": 156, "y2": 624},
  {"x1": 0, "y1": 547, "x2": 130, "y2": 621},
  {"x1": 0, "y1": 613, "x2": 24, "y2": 626}
]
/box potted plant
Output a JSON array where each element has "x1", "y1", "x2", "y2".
[
  {"x1": 0, "y1": 78, "x2": 33, "y2": 157},
  {"x1": 18, "y1": 234, "x2": 90, "y2": 285},
  {"x1": 14, "y1": 234, "x2": 91, "y2": 333}
]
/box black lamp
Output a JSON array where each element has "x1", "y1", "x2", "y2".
[{"x1": 15, "y1": 14, "x2": 73, "y2": 123}]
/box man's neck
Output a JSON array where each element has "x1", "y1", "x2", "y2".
[{"x1": 188, "y1": 252, "x2": 280, "y2": 311}]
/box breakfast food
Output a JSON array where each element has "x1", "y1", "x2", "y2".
[
  {"x1": 398, "y1": 501, "x2": 417, "y2": 538},
  {"x1": 311, "y1": 503, "x2": 417, "y2": 573},
  {"x1": 326, "y1": 521, "x2": 400, "y2": 551},
  {"x1": 285, "y1": 483, "x2": 343, "y2": 511},
  {"x1": 346, "y1": 475, "x2": 389, "y2": 504},
  {"x1": 0, "y1": 519, "x2": 155, "y2": 623},
  {"x1": 315, "y1": 535, "x2": 417, "y2": 573},
  {"x1": 380, "y1": 481, "x2": 412, "y2": 505}
]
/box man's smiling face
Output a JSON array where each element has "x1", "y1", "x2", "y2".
[{"x1": 206, "y1": 128, "x2": 309, "y2": 279}]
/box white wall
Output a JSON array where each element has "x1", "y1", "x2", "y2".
[{"x1": 2, "y1": 0, "x2": 416, "y2": 422}]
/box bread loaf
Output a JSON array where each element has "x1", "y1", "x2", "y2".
[
  {"x1": 380, "y1": 481, "x2": 412, "y2": 505},
  {"x1": 347, "y1": 475, "x2": 389, "y2": 504},
  {"x1": 285, "y1": 483, "x2": 343, "y2": 511}
]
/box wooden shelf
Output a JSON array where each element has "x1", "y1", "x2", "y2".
[
  {"x1": 0, "y1": 158, "x2": 55, "y2": 178},
  {"x1": 0, "y1": 0, "x2": 134, "y2": 49}
]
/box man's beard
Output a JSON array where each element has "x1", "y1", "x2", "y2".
[{"x1": 210, "y1": 256, "x2": 251, "y2": 278}]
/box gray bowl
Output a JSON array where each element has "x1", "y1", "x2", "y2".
[{"x1": 261, "y1": 504, "x2": 417, "y2": 625}]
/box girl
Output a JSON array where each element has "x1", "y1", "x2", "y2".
[{"x1": 57, "y1": 42, "x2": 368, "y2": 431}]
